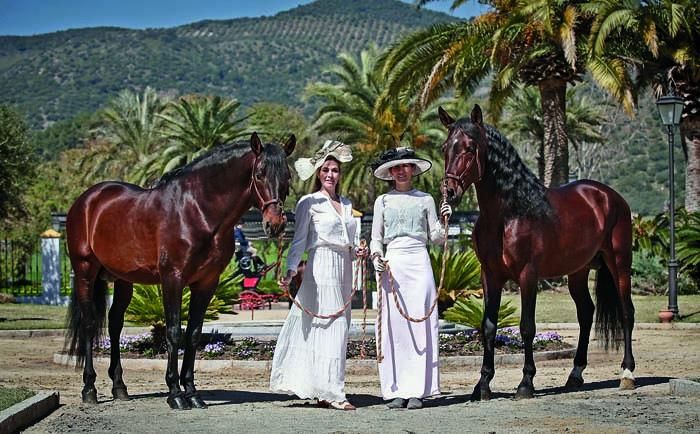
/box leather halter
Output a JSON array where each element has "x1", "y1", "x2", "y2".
[
  {"x1": 249, "y1": 154, "x2": 282, "y2": 213},
  {"x1": 444, "y1": 125, "x2": 484, "y2": 191}
]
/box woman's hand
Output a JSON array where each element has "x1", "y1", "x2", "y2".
[
  {"x1": 277, "y1": 270, "x2": 295, "y2": 290},
  {"x1": 355, "y1": 246, "x2": 369, "y2": 258},
  {"x1": 440, "y1": 201, "x2": 453, "y2": 219},
  {"x1": 372, "y1": 255, "x2": 387, "y2": 273}
]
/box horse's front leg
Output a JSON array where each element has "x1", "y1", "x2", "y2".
[
  {"x1": 472, "y1": 271, "x2": 504, "y2": 401},
  {"x1": 162, "y1": 278, "x2": 189, "y2": 410},
  {"x1": 515, "y1": 267, "x2": 538, "y2": 399},
  {"x1": 108, "y1": 280, "x2": 133, "y2": 400},
  {"x1": 180, "y1": 283, "x2": 216, "y2": 409}
]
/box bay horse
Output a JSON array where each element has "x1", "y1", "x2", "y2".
[
  {"x1": 439, "y1": 105, "x2": 635, "y2": 400},
  {"x1": 65, "y1": 133, "x2": 295, "y2": 410}
]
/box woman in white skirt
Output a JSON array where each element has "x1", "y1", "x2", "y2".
[
  {"x1": 370, "y1": 147, "x2": 452, "y2": 410},
  {"x1": 271, "y1": 140, "x2": 366, "y2": 411}
]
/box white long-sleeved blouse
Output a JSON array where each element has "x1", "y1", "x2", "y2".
[
  {"x1": 285, "y1": 191, "x2": 357, "y2": 273},
  {"x1": 370, "y1": 189, "x2": 444, "y2": 257}
]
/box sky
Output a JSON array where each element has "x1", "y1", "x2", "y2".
[{"x1": 0, "y1": 0, "x2": 488, "y2": 37}]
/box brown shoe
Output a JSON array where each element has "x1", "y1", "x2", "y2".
[
  {"x1": 329, "y1": 400, "x2": 356, "y2": 410},
  {"x1": 317, "y1": 399, "x2": 330, "y2": 408}
]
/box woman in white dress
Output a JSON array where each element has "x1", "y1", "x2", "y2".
[
  {"x1": 270, "y1": 140, "x2": 365, "y2": 411},
  {"x1": 370, "y1": 147, "x2": 452, "y2": 410}
]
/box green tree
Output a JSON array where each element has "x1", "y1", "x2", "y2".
[
  {"x1": 0, "y1": 105, "x2": 35, "y2": 224},
  {"x1": 586, "y1": 0, "x2": 700, "y2": 210},
  {"x1": 78, "y1": 87, "x2": 168, "y2": 185},
  {"x1": 502, "y1": 85, "x2": 605, "y2": 180},
  {"x1": 305, "y1": 45, "x2": 441, "y2": 209},
  {"x1": 154, "y1": 94, "x2": 249, "y2": 174},
  {"x1": 385, "y1": 0, "x2": 599, "y2": 187}
]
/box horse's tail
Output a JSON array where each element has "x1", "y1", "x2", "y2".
[
  {"x1": 64, "y1": 277, "x2": 109, "y2": 367},
  {"x1": 594, "y1": 261, "x2": 623, "y2": 351}
]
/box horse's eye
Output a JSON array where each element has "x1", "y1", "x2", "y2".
[{"x1": 255, "y1": 172, "x2": 264, "y2": 180}]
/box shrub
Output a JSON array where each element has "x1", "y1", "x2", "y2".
[{"x1": 443, "y1": 296, "x2": 519, "y2": 330}]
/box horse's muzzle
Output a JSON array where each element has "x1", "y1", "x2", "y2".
[{"x1": 262, "y1": 207, "x2": 287, "y2": 238}]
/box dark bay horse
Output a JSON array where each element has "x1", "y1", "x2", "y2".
[
  {"x1": 439, "y1": 105, "x2": 635, "y2": 400},
  {"x1": 65, "y1": 133, "x2": 295, "y2": 409}
]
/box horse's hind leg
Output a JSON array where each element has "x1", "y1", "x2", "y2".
[
  {"x1": 609, "y1": 245, "x2": 635, "y2": 389},
  {"x1": 565, "y1": 268, "x2": 594, "y2": 388},
  {"x1": 180, "y1": 284, "x2": 216, "y2": 409},
  {"x1": 108, "y1": 279, "x2": 133, "y2": 400}
]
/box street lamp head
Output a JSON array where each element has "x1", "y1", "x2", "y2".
[{"x1": 656, "y1": 95, "x2": 684, "y2": 126}]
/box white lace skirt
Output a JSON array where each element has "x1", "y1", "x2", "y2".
[
  {"x1": 269, "y1": 245, "x2": 352, "y2": 403},
  {"x1": 376, "y1": 237, "x2": 440, "y2": 399}
]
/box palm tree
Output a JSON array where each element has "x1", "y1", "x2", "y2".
[
  {"x1": 384, "y1": 0, "x2": 597, "y2": 187},
  {"x1": 586, "y1": 0, "x2": 700, "y2": 210},
  {"x1": 304, "y1": 45, "x2": 441, "y2": 209},
  {"x1": 80, "y1": 87, "x2": 168, "y2": 185},
  {"x1": 502, "y1": 85, "x2": 606, "y2": 180},
  {"x1": 154, "y1": 94, "x2": 249, "y2": 174}
]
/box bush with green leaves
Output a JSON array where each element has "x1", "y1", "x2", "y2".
[
  {"x1": 125, "y1": 262, "x2": 243, "y2": 326},
  {"x1": 443, "y1": 296, "x2": 520, "y2": 330},
  {"x1": 430, "y1": 247, "x2": 482, "y2": 312}
]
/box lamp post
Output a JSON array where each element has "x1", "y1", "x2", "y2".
[{"x1": 656, "y1": 94, "x2": 684, "y2": 320}]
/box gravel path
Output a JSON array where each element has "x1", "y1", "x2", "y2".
[{"x1": 1, "y1": 325, "x2": 698, "y2": 433}]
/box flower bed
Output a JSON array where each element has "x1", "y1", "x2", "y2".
[{"x1": 94, "y1": 327, "x2": 571, "y2": 360}]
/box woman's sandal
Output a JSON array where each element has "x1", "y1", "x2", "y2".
[
  {"x1": 329, "y1": 400, "x2": 356, "y2": 411},
  {"x1": 317, "y1": 400, "x2": 330, "y2": 408}
]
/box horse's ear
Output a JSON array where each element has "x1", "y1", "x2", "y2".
[
  {"x1": 438, "y1": 106, "x2": 454, "y2": 128},
  {"x1": 250, "y1": 132, "x2": 263, "y2": 156},
  {"x1": 284, "y1": 134, "x2": 296, "y2": 156},
  {"x1": 471, "y1": 104, "x2": 483, "y2": 126}
]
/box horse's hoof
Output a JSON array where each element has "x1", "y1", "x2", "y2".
[
  {"x1": 81, "y1": 388, "x2": 98, "y2": 404},
  {"x1": 470, "y1": 385, "x2": 491, "y2": 401},
  {"x1": 167, "y1": 394, "x2": 192, "y2": 410},
  {"x1": 112, "y1": 386, "x2": 129, "y2": 400},
  {"x1": 515, "y1": 386, "x2": 534, "y2": 400},
  {"x1": 187, "y1": 394, "x2": 208, "y2": 409},
  {"x1": 565, "y1": 376, "x2": 584, "y2": 388},
  {"x1": 619, "y1": 378, "x2": 636, "y2": 390}
]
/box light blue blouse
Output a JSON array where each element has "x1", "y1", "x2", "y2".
[{"x1": 370, "y1": 189, "x2": 444, "y2": 256}]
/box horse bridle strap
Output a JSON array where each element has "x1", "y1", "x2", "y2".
[{"x1": 249, "y1": 155, "x2": 282, "y2": 213}]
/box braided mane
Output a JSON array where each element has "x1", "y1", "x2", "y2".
[{"x1": 456, "y1": 118, "x2": 551, "y2": 219}]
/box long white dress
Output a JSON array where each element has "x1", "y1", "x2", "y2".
[
  {"x1": 370, "y1": 189, "x2": 443, "y2": 400},
  {"x1": 269, "y1": 191, "x2": 357, "y2": 403}
]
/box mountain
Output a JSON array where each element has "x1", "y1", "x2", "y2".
[{"x1": 0, "y1": 0, "x2": 458, "y2": 129}]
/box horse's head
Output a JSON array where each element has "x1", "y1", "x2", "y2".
[
  {"x1": 249, "y1": 132, "x2": 296, "y2": 237},
  {"x1": 439, "y1": 104, "x2": 488, "y2": 205}
]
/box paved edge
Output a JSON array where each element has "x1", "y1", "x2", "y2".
[
  {"x1": 53, "y1": 348, "x2": 577, "y2": 373},
  {"x1": 669, "y1": 378, "x2": 700, "y2": 396},
  {"x1": 2, "y1": 322, "x2": 698, "y2": 339},
  {"x1": 0, "y1": 391, "x2": 60, "y2": 433}
]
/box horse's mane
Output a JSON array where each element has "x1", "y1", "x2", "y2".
[
  {"x1": 456, "y1": 118, "x2": 551, "y2": 219},
  {"x1": 153, "y1": 142, "x2": 252, "y2": 187}
]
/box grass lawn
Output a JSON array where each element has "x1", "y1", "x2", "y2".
[
  {"x1": 0, "y1": 386, "x2": 35, "y2": 411},
  {"x1": 0, "y1": 304, "x2": 68, "y2": 330},
  {"x1": 501, "y1": 292, "x2": 700, "y2": 323}
]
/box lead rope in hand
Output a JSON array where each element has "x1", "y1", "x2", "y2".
[{"x1": 376, "y1": 181, "x2": 450, "y2": 363}]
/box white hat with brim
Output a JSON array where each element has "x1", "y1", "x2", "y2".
[
  {"x1": 372, "y1": 148, "x2": 432, "y2": 181},
  {"x1": 294, "y1": 140, "x2": 352, "y2": 181}
]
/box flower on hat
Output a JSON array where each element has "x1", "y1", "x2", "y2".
[{"x1": 294, "y1": 140, "x2": 353, "y2": 181}]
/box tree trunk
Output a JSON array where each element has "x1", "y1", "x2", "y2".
[
  {"x1": 539, "y1": 79, "x2": 569, "y2": 187},
  {"x1": 682, "y1": 116, "x2": 700, "y2": 212}
]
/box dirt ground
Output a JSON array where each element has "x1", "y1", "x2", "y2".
[{"x1": 1, "y1": 325, "x2": 699, "y2": 433}]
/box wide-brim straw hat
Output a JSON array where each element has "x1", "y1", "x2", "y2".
[
  {"x1": 371, "y1": 147, "x2": 432, "y2": 181},
  {"x1": 294, "y1": 140, "x2": 353, "y2": 181}
]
